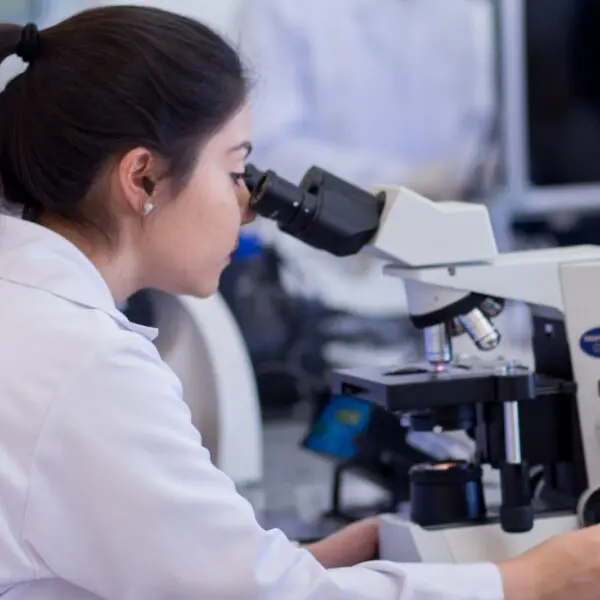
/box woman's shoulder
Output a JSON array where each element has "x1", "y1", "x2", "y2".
[{"x1": 0, "y1": 275, "x2": 174, "y2": 403}]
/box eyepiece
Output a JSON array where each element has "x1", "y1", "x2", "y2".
[
  {"x1": 246, "y1": 167, "x2": 318, "y2": 228},
  {"x1": 243, "y1": 164, "x2": 264, "y2": 195},
  {"x1": 243, "y1": 163, "x2": 384, "y2": 257}
]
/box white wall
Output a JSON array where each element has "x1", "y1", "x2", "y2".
[{"x1": 42, "y1": 0, "x2": 243, "y2": 38}]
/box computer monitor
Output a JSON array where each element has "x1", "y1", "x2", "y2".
[{"x1": 499, "y1": 0, "x2": 600, "y2": 214}]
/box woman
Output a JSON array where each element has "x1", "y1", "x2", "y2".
[{"x1": 0, "y1": 6, "x2": 598, "y2": 599}]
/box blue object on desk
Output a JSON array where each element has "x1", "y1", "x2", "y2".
[
  {"x1": 233, "y1": 232, "x2": 264, "y2": 261},
  {"x1": 303, "y1": 395, "x2": 373, "y2": 460}
]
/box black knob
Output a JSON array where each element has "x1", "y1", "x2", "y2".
[
  {"x1": 500, "y1": 504, "x2": 534, "y2": 533},
  {"x1": 500, "y1": 463, "x2": 534, "y2": 533},
  {"x1": 578, "y1": 488, "x2": 600, "y2": 527},
  {"x1": 409, "y1": 461, "x2": 486, "y2": 527}
]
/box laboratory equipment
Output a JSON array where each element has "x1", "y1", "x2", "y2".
[
  {"x1": 246, "y1": 163, "x2": 600, "y2": 562},
  {"x1": 302, "y1": 394, "x2": 442, "y2": 522}
]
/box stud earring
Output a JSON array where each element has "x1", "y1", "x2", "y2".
[{"x1": 142, "y1": 201, "x2": 155, "y2": 215}]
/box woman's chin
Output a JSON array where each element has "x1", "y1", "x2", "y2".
[
  {"x1": 157, "y1": 263, "x2": 230, "y2": 299},
  {"x1": 193, "y1": 271, "x2": 226, "y2": 299}
]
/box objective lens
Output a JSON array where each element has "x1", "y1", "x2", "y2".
[
  {"x1": 449, "y1": 318, "x2": 465, "y2": 337},
  {"x1": 457, "y1": 308, "x2": 501, "y2": 351},
  {"x1": 480, "y1": 297, "x2": 505, "y2": 319},
  {"x1": 423, "y1": 323, "x2": 452, "y2": 366}
]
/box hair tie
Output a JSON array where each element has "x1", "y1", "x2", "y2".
[{"x1": 16, "y1": 23, "x2": 40, "y2": 64}]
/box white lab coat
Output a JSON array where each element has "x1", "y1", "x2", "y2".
[
  {"x1": 237, "y1": 0, "x2": 496, "y2": 316},
  {"x1": 0, "y1": 214, "x2": 505, "y2": 598}
]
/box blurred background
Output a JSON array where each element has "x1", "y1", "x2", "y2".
[{"x1": 4, "y1": 0, "x2": 600, "y2": 540}]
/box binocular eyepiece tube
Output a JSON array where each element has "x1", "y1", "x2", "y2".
[{"x1": 243, "y1": 164, "x2": 384, "y2": 257}]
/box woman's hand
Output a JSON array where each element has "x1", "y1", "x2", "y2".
[
  {"x1": 303, "y1": 517, "x2": 379, "y2": 569},
  {"x1": 499, "y1": 523, "x2": 600, "y2": 600},
  {"x1": 306, "y1": 516, "x2": 600, "y2": 599}
]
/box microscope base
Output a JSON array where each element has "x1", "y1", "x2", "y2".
[{"x1": 379, "y1": 513, "x2": 578, "y2": 563}]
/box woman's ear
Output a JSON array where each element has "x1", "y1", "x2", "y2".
[
  {"x1": 142, "y1": 176, "x2": 156, "y2": 196},
  {"x1": 117, "y1": 147, "x2": 157, "y2": 214}
]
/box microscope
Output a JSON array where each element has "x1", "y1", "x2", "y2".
[{"x1": 244, "y1": 164, "x2": 600, "y2": 563}]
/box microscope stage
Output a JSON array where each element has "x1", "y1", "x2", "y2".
[{"x1": 332, "y1": 359, "x2": 537, "y2": 414}]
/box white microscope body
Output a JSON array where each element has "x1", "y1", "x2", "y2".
[{"x1": 362, "y1": 185, "x2": 600, "y2": 563}]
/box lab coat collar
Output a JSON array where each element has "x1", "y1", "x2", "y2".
[{"x1": 0, "y1": 214, "x2": 158, "y2": 341}]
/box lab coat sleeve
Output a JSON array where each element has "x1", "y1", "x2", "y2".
[
  {"x1": 238, "y1": 0, "x2": 439, "y2": 189},
  {"x1": 21, "y1": 335, "x2": 504, "y2": 599}
]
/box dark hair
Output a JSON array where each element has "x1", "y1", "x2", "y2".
[{"x1": 0, "y1": 6, "x2": 248, "y2": 238}]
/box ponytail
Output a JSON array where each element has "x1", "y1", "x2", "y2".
[
  {"x1": 0, "y1": 23, "x2": 30, "y2": 217},
  {"x1": 0, "y1": 7, "x2": 248, "y2": 240}
]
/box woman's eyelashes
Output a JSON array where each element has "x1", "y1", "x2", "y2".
[{"x1": 230, "y1": 171, "x2": 246, "y2": 186}]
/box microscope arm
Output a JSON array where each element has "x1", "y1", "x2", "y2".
[
  {"x1": 364, "y1": 184, "x2": 600, "y2": 313},
  {"x1": 383, "y1": 244, "x2": 600, "y2": 314}
]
